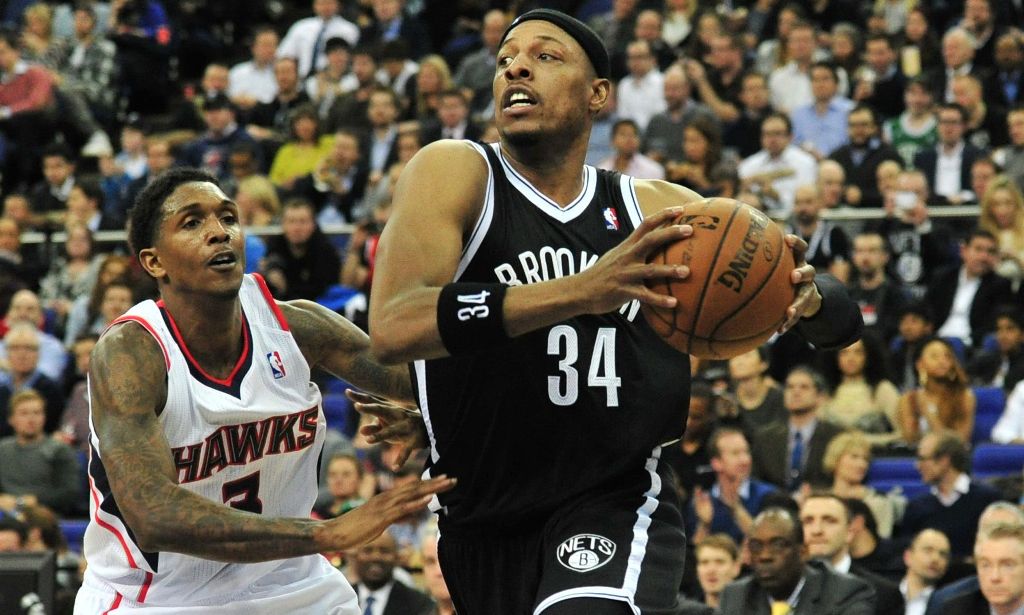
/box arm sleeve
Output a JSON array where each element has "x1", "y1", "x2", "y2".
[{"x1": 792, "y1": 273, "x2": 863, "y2": 350}]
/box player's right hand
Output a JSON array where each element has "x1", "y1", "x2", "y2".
[
  {"x1": 576, "y1": 206, "x2": 692, "y2": 314},
  {"x1": 321, "y1": 475, "x2": 456, "y2": 550}
]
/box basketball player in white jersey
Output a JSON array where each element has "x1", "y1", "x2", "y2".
[{"x1": 74, "y1": 167, "x2": 454, "y2": 614}]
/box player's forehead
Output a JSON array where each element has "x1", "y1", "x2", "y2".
[
  {"x1": 501, "y1": 20, "x2": 582, "y2": 57},
  {"x1": 162, "y1": 181, "x2": 233, "y2": 217}
]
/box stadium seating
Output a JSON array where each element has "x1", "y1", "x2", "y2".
[
  {"x1": 866, "y1": 457, "x2": 927, "y2": 498},
  {"x1": 322, "y1": 393, "x2": 353, "y2": 435},
  {"x1": 973, "y1": 386, "x2": 1008, "y2": 445},
  {"x1": 972, "y1": 443, "x2": 1024, "y2": 480}
]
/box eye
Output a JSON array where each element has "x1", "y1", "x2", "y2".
[
  {"x1": 221, "y1": 213, "x2": 238, "y2": 226},
  {"x1": 497, "y1": 55, "x2": 512, "y2": 67},
  {"x1": 183, "y1": 218, "x2": 200, "y2": 229},
  {"x1": 539, "y1": 52, "x2": 554, "y2": 61}
]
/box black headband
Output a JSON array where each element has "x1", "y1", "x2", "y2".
[{"x1": 499, "y1": 9, "x2": 610, "y2": 79}]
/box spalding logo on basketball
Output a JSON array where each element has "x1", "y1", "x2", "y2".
[{"x1": 556, "y1": 534, "x2": 617, "y2": 573}]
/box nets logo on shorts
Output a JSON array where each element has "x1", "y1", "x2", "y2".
[{"x1": 556, "y1": 533, "x2": 617, "y2": 573}]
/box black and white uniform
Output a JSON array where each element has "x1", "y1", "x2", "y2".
[{"x1": 414, "y1": 142, "x2": 691, "y2": 614}]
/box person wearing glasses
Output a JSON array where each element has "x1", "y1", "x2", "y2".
[
  {"x1": 719, "y1": 507, "x2": 876, "y2": 614},
  {"x1": 898, "y1": 430, "x2": 1002, "y2": 561}
]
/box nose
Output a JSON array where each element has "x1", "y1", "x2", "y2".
[
  {"x1": 206, "y1": 217, "x2": 231, "y2": 244},
  {"x1": 503, "y1": 55, "x2": 532, "y2": 81}
]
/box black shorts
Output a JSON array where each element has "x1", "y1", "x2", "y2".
[{"x1": 437, "y1": 453, "x2": 686, "y2": 614}]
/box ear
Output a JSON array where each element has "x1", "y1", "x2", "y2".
[
  {"x1": 138, "y1": 247, "x2": 165, "y2": 281},
  {"x1": 710, "y1": 457, "x2": 723, "y2": 473},
  {"x1": 589, "y1": 78, "x2": 611, "y2": 115}
]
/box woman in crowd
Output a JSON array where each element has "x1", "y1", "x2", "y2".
[
  {"x1": 821, "y1": 330, "x2": 902, "y2": 444},
  {"x1": 39, "y1": 224, "x2": 102, "y2": 333},
  {"x1": 269, "y1": 105, "x2": 334, "y2": 190},
  {"x1": 898, "y1": 6, "x2": 941, "y2": 76},
  {"x1": 897, "y1": 337, "x2": 976, "y2": 443},
  {"x1": 235, "y1": 174, "x2": 280, "y2": 273},
  {"x1": 314, "y1": 453, "x2": 368, "y2": 519},
  {"x1": 414, "y1": 55, "x2": 453, "y2": 122},
  {"x1": 62, "y1": 254, "x2": 130, "y2": 346},
  {"x1": 978, "y1": 175, "x2": 1024, "y2": 290},
  {"x1": 822, "y1": 431, "x2": 904, "y2": 538},
  {"x1": 665, "y1": 116, "x2": 725, "y2": 194}
]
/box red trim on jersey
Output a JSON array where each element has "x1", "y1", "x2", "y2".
[
  {"x1": 157, "y1": 300, "x2": 251, "y2": 387},
  {"x1": 88, "y1": 474, "x2": 139, "y2": 569},
  {"x1": 105, "y1": 316, "x2": 171, "y2": 371},
  {"x1": 137, "y1": 571, "x2": 153, "y2": 603},
  {"x1": 101, "y1": 593, "x2": 122, "y2": 615},
  {"x1": 251, "y1": 273, "x2": 290, "y2": 331}
]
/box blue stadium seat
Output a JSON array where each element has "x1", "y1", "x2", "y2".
[
  {"x1": 972, "y1": 443, "x2": 1024, "y2": 480},
  {"x1": 61, "y1": 519, "x2": 89, "y2": 555},
  {"x1": 866, "y1": 457, "x2": 919, "y2": 482},
  {"x1": 942, "y1": 337, "x2": 967, "y2": 364},
  {"x1": 322, "y1": 393, "x2": 353, "y2": 434},
  {"x1": 973, "y1": 387, "x2": 1007, "y2": 445},
  {"x1": 866, "y1": 479, "x2": 930, "y2": 499}
]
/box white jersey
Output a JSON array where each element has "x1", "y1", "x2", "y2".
[{"x1": 77, "y1": 274, "x2": 357, "y2": 613}]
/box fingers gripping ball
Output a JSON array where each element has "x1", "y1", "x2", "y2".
[{"x1": 642, "y1": 198, "x2": 796, "y2": 359}]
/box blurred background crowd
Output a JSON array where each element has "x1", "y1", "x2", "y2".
[{"x1": 0, "y1": 0, "x2": 1020, "y2": 613}]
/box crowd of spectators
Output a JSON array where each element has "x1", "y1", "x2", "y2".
[{"x1": 0, "y1": 0, "x2": 1020, "y2": 613}]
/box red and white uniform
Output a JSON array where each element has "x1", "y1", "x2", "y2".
[{"x1": 75, "y1": 274, "x2": 358, "y2": 614}]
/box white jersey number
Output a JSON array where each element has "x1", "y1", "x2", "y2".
[{"x1": 547, "y1": 326, "x2": 621, "y2": 407}]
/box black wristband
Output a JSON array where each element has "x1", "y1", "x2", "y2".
[{"x1": 437, "y1": 283, "x2": 509, "y2": 355}]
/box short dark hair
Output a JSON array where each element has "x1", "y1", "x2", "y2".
[
  {"x1": 707, "y1": 426, "x2": 747, "y2": 459},
  {"x1": 900, "y1": 300, "x2": 934, "y2": 323},
  {"x1": 865, "y1": 33, "x2": 894, "y2": 50},
  {"x1": 929, "y1": 430, "x2": 969, "y2": 472},
  {"x1": 0, "y1": 516, "x2": 27, "y2": 546},
  {"x1": 966, "y1": 227, "x2": 998, "y2": 246},
  {"x1": 995, "y1": 306, "x2": 1024, "y2": 330},
  {"x1": 129, "y1": 167, "x2": 220, "y2": 257},
  {"x1": 74, "y1": 176, "x2": 105, "y2": 208},
  {"x1": 810, "y1": 61, "x2": 838, "y2": 82},
  {"x1": 787, "y1": 364, "x2": 827, "y2": 393},
  {"x1": 763, "y1": 112, "x2": 792, "y2": 135},
  {"x1": 938, "y1": 102, "x2": 968, "y2": 123},
  {"x1": 41, "y1": 143, "x2": 75, "y2": 164},
  {"x1": 612, "y1": 118, "x2": 640, "y2": 137},
  {"x1": 0, "y1": 28, "x2": 19, "y2": 50},
  {"x1": 845, "y1": 497, "x2": 879, "y2": 540},
  {"x1": 849, "y1": 103, "x2": 879, "y2": 126}
]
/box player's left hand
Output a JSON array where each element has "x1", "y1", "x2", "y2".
[
  {"x1": 780, "y1": 234, "x2": 823, "y2": 334},
  {"x1": 347, "y1": 389, "x2": 428, "y2": 470}
]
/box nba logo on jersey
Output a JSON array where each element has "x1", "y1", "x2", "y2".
[
  {"x1": 267, "y1": 351, "x2": 286, "y2": 379},
  {"x1": 603, "y1": 207, "x2": 619, "y2": 231}
]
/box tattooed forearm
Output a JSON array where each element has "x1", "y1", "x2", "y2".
[{"x1": 283, "y1": 300, "x2": 415, "y2": 403}]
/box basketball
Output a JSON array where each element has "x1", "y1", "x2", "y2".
[{"x1": 642, "y1": 198, "x2": 796, "y2": 360}]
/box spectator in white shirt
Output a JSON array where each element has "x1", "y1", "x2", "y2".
[
  {"x1": 992, "y1": 379, "x2": 1024, "y2": 443},
  {"x1": 768, "y1": 21, "x2": 817, "y2": 115},
  {"x1": 900, "y1": 529, "x2": 951, "y2": 615},
  {"x1": 616, "y1": 39, "x2": 666, "y2": 132},
  {"x1": 278, "y1": 0, "x2": 360, "y2": 79},
  {"x1": 738, "y1": 113, "x2": 818, "y2": 215},
  {"x1": 597, "y1": 119, "x2": 665, "y2": 180},
  {"x1": 228, "y1": 27, "x2": 279, "y2": 109}
]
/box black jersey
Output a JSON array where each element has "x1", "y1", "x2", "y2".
[{"x1": 414, "y1": 142, "x2": 691, "y2": 533}]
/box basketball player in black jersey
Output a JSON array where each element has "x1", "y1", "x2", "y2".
[{"x1": 368, "y1": 9, "x2": 861, "y2": 615}]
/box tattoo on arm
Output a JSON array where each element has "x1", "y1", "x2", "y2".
[
  {"x1": 90, "y1": 323, "x2": 324, "y2": 563},
  {"x1": 283, "y1": 300, "x2": 414, "y2": 403}
]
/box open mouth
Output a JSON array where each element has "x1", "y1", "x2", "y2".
[
  {"x1": 503, "y1": 88, "x2": 538, "y2": 111},
  {"x1": 208, "y1": 252, "x2": 238, "y2": 269}
]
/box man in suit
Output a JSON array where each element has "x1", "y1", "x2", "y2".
[
  {"x1": 901, "y1": 529, "x2": 952, "y2": 615},
  {"x1": 899, "y1": 431, "x2": 1003, "y2": 561},
  {"x1": 752, "y1": 366, "x2": 846, "y2": 490},
  {"x1": 799, "y1": 493, "x2": 905, "y2": 615},
  {"x1": 913, "y1": 103, "x2": 987, "y2": 205},
  {"x1": 358, "y1": 0, "x2": 430, "y2": 60},
  {"x1": 927, "y1": 28, "x2": 1000, "y2": 106},
  {"x1": 924, "y1": 502, "x2": 1024, "y2": 615},
  {"x1": 719, "y1": 507, "x2": 876, "y2": 615},
  {"x1": 925, "y1": 229, "x2": 1014, "y2": 351},
  {"x1": 419, "y1": 89, "x2": 482, "y2": 145},
  {"x1": 828, "y1": 105, "x2": 903, "y2": 208},
  {"x1": 353, "y1": 531, "x2": 435, "y2": 615},
  {"x1": 941, "y1": 523, "x2": 1024, "y2": 615},
  {"x1": 994, "y1": 33, "x2": 1024, "y2": 109}
]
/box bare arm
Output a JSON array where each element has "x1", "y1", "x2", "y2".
[
  {"x1": 90, "y1": 323, "x2": 452, "y2": 563},
  {"x1": 283, "y1": 300, "x2": 413, "y2": 403},
  {"x1": 369, "y1": 141, "x2": 693, "y2": 364},
  {"x1": 953, "y1": 389, "x2": 976, "y2": 443}
]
